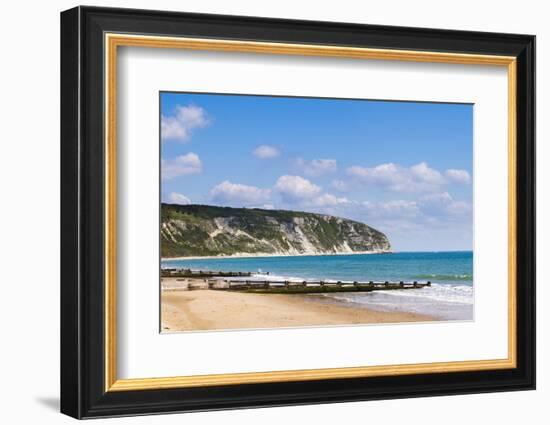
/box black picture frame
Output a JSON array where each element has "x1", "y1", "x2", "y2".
[{"x1": 61, "y1": 5, "x2": 535, "y2": 419}]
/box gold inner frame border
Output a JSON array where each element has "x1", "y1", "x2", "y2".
[{"x1": 104, "y1": 33, "x2": 517, "y2": 392}]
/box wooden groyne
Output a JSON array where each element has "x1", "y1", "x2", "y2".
[
  {"x1": 210, "y1": 279, "x2": 431, "y2": 294},
  {"x1": 162, "y1": 268, "x2": 432, "y2": 294},
  {"x1": 161, "y1": 268, "x2": 269, "y2": 278}
]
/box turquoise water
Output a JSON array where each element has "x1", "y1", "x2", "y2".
[
  {"x1": 162, "y1": 251, "x2": 474, "y2": 320},
  {"x1": 162, "y1": 251, "x2": 472, "y2": 285}
]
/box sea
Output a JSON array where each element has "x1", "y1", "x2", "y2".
[{"x1": 161, "y1": 251, "x2": 473, "y2": 321}]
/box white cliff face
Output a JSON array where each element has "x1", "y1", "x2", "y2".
[{"x1": 161, "y1": 204, "x2": 391, "y2": 258}]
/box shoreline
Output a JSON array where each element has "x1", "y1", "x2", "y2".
[
  {"x1": 162, "y1": 249, "x2": 392, "y2": 262},
  {"x1": 160, "y1": 278, "x2": 435, "y2": 332}
]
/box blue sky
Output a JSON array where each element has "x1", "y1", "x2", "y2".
[{"x1": 160, "y1": 92, "x2": 473, "y2": 251}]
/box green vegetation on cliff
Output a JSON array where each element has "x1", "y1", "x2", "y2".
[{"x1": 161, "y1": 204, "x2": 391, "y2": 258}]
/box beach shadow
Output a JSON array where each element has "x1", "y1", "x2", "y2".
[{"x1": 35, "y1": 396, "x2": 59, "y2": 411}]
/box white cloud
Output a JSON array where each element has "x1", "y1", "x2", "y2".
[
  {"x1": 310, "y1": 194, "x2": 351, "y2": 207},
  {"x1": 362, "y1": 200, "x2": 420, "y2": 218},
  {"x1": 419, "y1": 192, "x2": 472, "y2": 217},
  {"x1": 347, "y1": 163, "x2": 404, "y2": 188},
  {"x1": 347, "y1": 162, "x2": 445, "y2": 192},
  {"x1": 410, "y1": 162, "x2": 446, "y2": 185},
  {"x1": 274, "y1": 175, "x2": 322, "y2": 201},
  {"x1": 259, "y1": 204, "x2": 275, "y2": 210},
  {"x1": 209, "y1": 181, "x2": 271, "y2": 206},
  {"x1": 420, "y1": 191, "x2": 454, "y2": 205},
  {"x1": 445, "y1": 169, "x2": 471, "y2": 184},
  {"x1": 295, "y1": 158, "x2": 338, "y2": 177},
  {"x1": 446, "y1": 200, "x2": 472, "y2": 215},
  {"x1": 168, "y1": 192, "x2": 191, "y2": 205},
  {"x1": 161, "y1": 104, "x2": 210, "y2": 142},
  {"x1": 273, "y1": 175, "x2": 349, "y2": 211},
  {"x1": 252, "y1": 144, "x2": 280, "y2": 159},
  {"x1": 355, "y1": 192, "x2": 471, "y2": 224},
  {"x1": 161, "y1": 153, "x2": 202, "y2": 180},
  {"x1": 331, "y1": 179, "x2": 349, "y2": 192}
]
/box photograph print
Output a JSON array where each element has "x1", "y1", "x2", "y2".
[{"x1": 160, "y1": 92, "x2": 474, "y2": 333}]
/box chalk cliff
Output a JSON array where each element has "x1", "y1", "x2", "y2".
[{"x1": 161, "y1": 204, "x2": 391, "y2": 258}]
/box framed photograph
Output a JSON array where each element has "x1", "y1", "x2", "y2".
[{"x1": 60, "y1": 6, "x2": 535, "y2": 419}]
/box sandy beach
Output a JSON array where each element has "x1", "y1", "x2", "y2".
[{"x1": 161, "y1": 278, "x2": 434, "y2": 332}]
